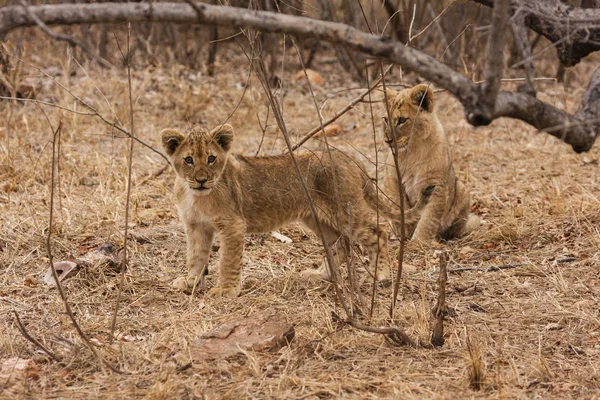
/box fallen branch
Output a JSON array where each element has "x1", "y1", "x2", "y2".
[
  {"x1": 430, "y1": 251, "x2": 447, "y2": 347},
  {"x1": 0, "y1": 2, "x2": 599, "y2": 151}
]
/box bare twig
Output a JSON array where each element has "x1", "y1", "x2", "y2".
[
  {"x1": 289, "y1": 65, "x2": 392, "y2": 152},
  {"x1": 13, "y1": 311, "x2": 61, "y2": 362},
  {"x1": 18, "y1": 0, "x2": 113, "y2": 68},
  {"x1": 253, "y1": 55, "x2": 351, "y2": 318},
  {"x1": 252, "y1": 36, "x2": 414, "y2": 345},
  {"x1": 45, "y1": 122, "x2": 122, "y2": 374},
  {"x1": 355, "y1": 3, "x2": 407, "y2": 319},
  {"x1": 109, "y1": 23, "x2": 135, "y2": 342},
  {"x1": 408, "y1": 1, "x2": 455, "y2": 44},
  {"x1": 364, "y1": 62, "x2": 382, "y2": 319},
  {"x1": 2, "y1": 52, "x2": 167, "y2": 161}
]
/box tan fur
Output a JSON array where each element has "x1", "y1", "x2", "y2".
[
  {"x1": 382, "y1": 84, "x2": 479, "y2": 243},
  {"x1": 161, "y1": 124, "x2": 408, "y2": 298}
]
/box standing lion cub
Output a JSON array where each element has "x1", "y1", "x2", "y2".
[
  {"x1": 161, "y1": 125, "x2": 413, "y2": 298},
  {"x1": 382, "y1": 84, "x2": 479, "y2": 243}
]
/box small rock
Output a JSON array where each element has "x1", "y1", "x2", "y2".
[{"x1": 190, "y1": 312, "x2": 294, "y2": 360}]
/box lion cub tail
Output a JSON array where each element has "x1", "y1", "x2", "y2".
[{"x1": 362, "y1": 180, "x2": 403, "y2": 221}]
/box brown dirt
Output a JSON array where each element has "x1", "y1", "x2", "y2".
[{"x1": 1, "y1": 36, "x2": 600, "y2": 399}]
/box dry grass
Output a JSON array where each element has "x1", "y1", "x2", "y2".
[{"x1": 1, "y1": 34, "x2": 600, "y2": 399}]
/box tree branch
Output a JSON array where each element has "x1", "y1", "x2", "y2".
[
  {"x1": 472, "y1": 0, "x2": 600, "y2": 66},
  {"x1": 0, "y1": 2, "x2": 598, "y2": 152}
]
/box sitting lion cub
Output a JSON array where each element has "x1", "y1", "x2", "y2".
[
  {"x1": 382, "y1": 84, "x2": 479, "y2": 243},
  {"x1": 161, "y1": 124, "x2": 412, "y2": 298}
]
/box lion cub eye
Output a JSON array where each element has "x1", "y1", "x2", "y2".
[
  {"x1": 207, "y1": 155, "x2": 216, "y2": 164},
  {"x1": 184, "y1": 156, "x2": 194, "y2": 165},
  {"x1": 396, "y1": 117, "x2": 408, "y2": 126}
]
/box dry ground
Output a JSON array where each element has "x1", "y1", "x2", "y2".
[{"x1": 1, "y1": 40, "x2": 600, "y2": 399}]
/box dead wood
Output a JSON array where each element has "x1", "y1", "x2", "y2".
[
  {"x1": 430, "y1": 252, "x2": 447, "y2": 348},
  {"x1": 473, "y1": 0, "x2": 600, "y2": 67},
  {"x1": 0, "y1": 2, "x2": 598, "y2": 151}
]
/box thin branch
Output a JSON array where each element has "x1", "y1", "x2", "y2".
[
  {"x1": 253, "y1": 55, "x2": 351, "y2": 319},
  {"x1": 13, "y1": 311, "x2": 61, "y2": 362},
  {"x1": 355, "y1": 0, "x2": 407, "y2": 320},
  {"x1": 408, "y1": 1, "x2": 455, "y2": 44},
  {"x1": 109, "y1": 23, "x2": 135, "y2": 343},
  {"x1": 289, "y1": 65, "x2": 392, "y2": 152},
  {"x1": 18, "y1": 0, "x2": 113, "y2": 68},
  {"x1": 45, "y1": 122, "x2": 122, "y2": 374}
]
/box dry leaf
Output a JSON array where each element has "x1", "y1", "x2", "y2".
[
  {"x1": 323, "y1": 123, "x2": 343, "y2": 137},
  {"x1": 294, "y1": 69, "x2": 325, "y2": 85}
]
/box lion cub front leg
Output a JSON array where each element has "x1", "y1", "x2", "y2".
[
  {"x1": 208, "y1": 221, "x2": 245, "y2": 298},
  {"x1": 173, "y1": 221, "x2": 214, "y2": 292}
]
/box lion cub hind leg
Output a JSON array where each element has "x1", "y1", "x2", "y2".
[
  {"x1": 441, "y1": 181, "x2": 480, "y2": 240},
  {"x1": 300, "y1": 217, "x2": 347, "y2": 281}
]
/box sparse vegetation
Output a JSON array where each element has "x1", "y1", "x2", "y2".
[{"x1": 1, "y1": 1, "x2": 600, "y2": 398}]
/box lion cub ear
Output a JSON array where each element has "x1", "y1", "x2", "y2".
[
  {"x1": 160, "y1": 129, "x2": 185, "y2": 156},
  {"x1": 210, "y1": 124, "x2": 234, "y2": 151},
  {"x1": 382, "y1": 88, "x2": 398, "y2": 103},
  {"x1": 410, "y1": 84, "x2": 434, "y2": 112}
]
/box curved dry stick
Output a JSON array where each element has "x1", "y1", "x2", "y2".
[{"x1": 45, "y1": 123, "x2": 123, "y2": 374}]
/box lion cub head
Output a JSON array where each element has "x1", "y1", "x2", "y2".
[
  {"x1": 160, "y1": 124, "x2": 234, "y2": 195},
  {"x1": 382, "y1": 84, "x2": 435, "y2": 147}
]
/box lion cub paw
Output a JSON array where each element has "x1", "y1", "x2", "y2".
[
  {"x1": 172, "y1": 276, "x2": 204, "y2": 293},
  {"x1": 207, "y1": 286, "x2": 240, "y2": 298},
  {"x1": 300, "y1": 264, "x2": 331, "y2": 282}
]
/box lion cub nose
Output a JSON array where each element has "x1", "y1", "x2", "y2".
[{"x1": 196, "y1": 177, "x2": 208, "y2": 185}]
